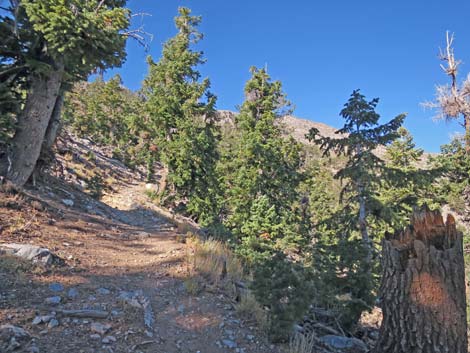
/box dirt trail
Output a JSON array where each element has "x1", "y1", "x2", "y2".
[{"x1": 0, "y1": 179, "x2": 277, "y2": 353}]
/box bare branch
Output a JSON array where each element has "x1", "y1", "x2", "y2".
[
  {"x1": 423, "y1": 32, "x2": 470, "y2": 130},
  {"x1": 122, "y1": 12, "x2": 153, "y2": 50},
  {"x1": 122, "y1": 27, "x2": 153, "y2": 50},
  {"x1": 438, "y1": 31, "x2": 461, "y2": 91},
  {"x1": 131, "y1": 12, "x2": 152, "y2": 18},
  {"x1": 95, "y1": 0, "x2": 106, "y2": 13}
]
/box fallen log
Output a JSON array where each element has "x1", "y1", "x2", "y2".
[{"x1": 58, "y1": 310, "x2": 109, "y2": 319}]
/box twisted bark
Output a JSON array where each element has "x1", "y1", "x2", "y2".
[{"x1": 6, "y1": 67, "x2": 63, "y2": 186}]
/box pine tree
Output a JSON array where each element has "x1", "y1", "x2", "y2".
[
  {"x1": 63, "y1": 75, "x2": 146, "y2": 167},
  {"x1": 225, "y1": 67, "x2": 310, "y2": 340},
  {"x1": 380, "y1": 127, "x2": 436, "y2": 229},
  {"x1": 307, "y1": 89, "x2": 405, "y2": 326},
  {"x1": 226, "y1": 67, "x2": 305, "y2": 254},
  {"x1": 142, "y1": 7, "x2": 220, "y2": 226},
  {"x1": 308, "y1": 89, "x2": 405, "y2": 264},
  {"x1": 431, "y1": 137, "x2": 470, "y2": 218},
  {"x1": 1, "y1": 0, "x2": 131, "y2": 186}
]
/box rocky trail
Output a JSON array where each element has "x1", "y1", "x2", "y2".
[{"x1": 0, "y1": 152, "x2": 278, "y2": 353}]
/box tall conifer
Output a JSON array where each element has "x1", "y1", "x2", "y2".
[{"x1": 142, "y1": 7, "x2": 220, "y2": 226}]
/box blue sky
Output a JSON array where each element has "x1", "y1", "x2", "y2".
[{"x1": 108, "y1": 0, "x2": 470, "y2": 152}]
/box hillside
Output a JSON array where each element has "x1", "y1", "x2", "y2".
[
  {"x1": 0, "y1": 134, "x2": 284, "y2": 353},
  {"x1": 217, "y1": 110, "x2": 433, "y2": 165}
]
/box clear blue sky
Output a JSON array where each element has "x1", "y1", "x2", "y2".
[{"x1": 108, "y1": 0, "x2": 470, "y2": 152}]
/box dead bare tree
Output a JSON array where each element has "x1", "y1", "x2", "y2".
[
  {"x1": 423, "y1": 32, "x2": 470, "y2": 223},
  {"x1": 423, "y1": 31, "x2": 470, "y2": 152}
]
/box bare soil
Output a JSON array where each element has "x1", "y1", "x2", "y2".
[{"x1": 0, "y1": 167, "x2": 278, "y2": 353}]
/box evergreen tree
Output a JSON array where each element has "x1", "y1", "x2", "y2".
[
  {"x1": 380, "y1": 127, "x2": 436, "y2": 229},
  {"x1": 63, "y1": 75, "x2": 146, "y2": 167},
  {"x1": 307, "y1": 89, "x2": 405, "y2": 326},
  {"x1": 431, "y1": 136, "x2": 470, "y2": 217},
  {"x1": 225, "y1": 67, "x2": 310, "y2": 340},
  {"x1": 307, "y1": 89, "x2": 405, "y2": 264},
  {"x1": 142, "y1": 7, "x2": 220, "y2": 226},
  {"x1": 226, "y1": 67, "x2": 305, "y2": 256},
  {"x1": 1, "y1": 0, "x2": 131, "y2": 186}
]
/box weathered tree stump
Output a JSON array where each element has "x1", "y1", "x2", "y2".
[{"x1": 374, "y1": 207, "x2": 468, "y2": 353}]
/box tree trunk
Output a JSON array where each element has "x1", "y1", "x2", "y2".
[
  {"x1": 42, "y1": 92, "x2": 64, "y2": 153},
  {"x1": 373, "y1": 208, "x2": 468, "y2": 353},
  {"x1": 463, "y1": 184, "x2": 470, "y2": 224},
  {"x1": 32, "y1": 92, "x2": 65, "y2": 182},
  {"x1": 464, "y1": 114, "x2": 470, "y2": 154},
  {"x1": 6, "y1": 68, "x2": 63, "y2": 186},
  {"x1": 358, "y1": 192, "x2": 372, "y2": 265}
]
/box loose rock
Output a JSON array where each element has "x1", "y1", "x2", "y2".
[
  {"x1": 97, "y1": 288, "x2": 111, "y2": 295},
  {"x1": 62, "y1": 199, "x2": 74, "y2": 207},
  {"x1": 47, "y1": 319, "x2": 59, "y2": 329},
  {"x1": 45, "y1": 296, "x2": 61, "y2": 305},
  {"x1": 0, "y1": 244, "x2": 63, "y2": 267},
  {"x1": 32, "y1": 315, "x2": 52, "y2": 325},
  {"x1": 102, "y1": 335, "x2": 117, "y2": 344},
  {"x1": 222, "y1": 339, "x2": 237, "y2": 349},
  {"x1": 0, "y1": 324, "x2": 30, "y2": 352},
  {"x1": 91, "y1": 322, "x2": 111, "y2": 335},
  {"x1": 49, "y1": 283, "x2": 64, "y2": 292},
  {"x1": 67, "y1": 288, "x2": 79, "y2": 299},
  {"x1": 319, "y1": 335, "x2": 368, "y2": 352}
]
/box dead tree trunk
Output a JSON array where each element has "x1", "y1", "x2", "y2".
[
  {"x1": 374, "y1": 208, "x2": 468, "y2": 353},
  {"x1": 6, "y1": 68, "x2": 63, "y2": 187}
]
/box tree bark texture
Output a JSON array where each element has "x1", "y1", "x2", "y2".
[
  {"x1": 464, "y1": 114, "x2": 470, "y2": 154},
  {"x1": 374, "y1": 208, "x2": 468, "y2": 353},
  {"x1": 463, "y1": 185, "x2": 470, "y2": 224},
  {"x1": 42, "y1": 92, "x2": 64, "y2": 153},
  {"x1": 6, "y1": 69, "x2": 63, "y2": 186}
]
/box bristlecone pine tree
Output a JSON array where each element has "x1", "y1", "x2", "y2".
[
  {"x1": 1, "y1": 0, "x2": 130, "y2": 186},
  {"x1": 142, "y1": 7, "x2": 221, "y2": 226},
  {"x1": 374, "y1": 207, "x2": 468, "y2": 353}
]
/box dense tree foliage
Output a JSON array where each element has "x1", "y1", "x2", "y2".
[
  {"x1": 308, "y1": 90, "x2": 405, "y2": 259},
  {"x1": 380, "y1": 127, "x2": 437, "y2": 229},
  {"x1": 1, "y1": 0, "x2": 130, "y2": 185},
  {"x1": 223, "y1": 67, "x2": 311, "y2": 340},
  {"x1": 141, "y1": 7, "x2": 221, "y2": 226},
  {"x1": 63, "y1": 75, "x2": 147, "y2": 167},
  {"x1": 431, "y1": 136, "x2": 470, "y2": 216},
  {"x1": 307, "y1": 90, "x2": 406, "y2": 327}
]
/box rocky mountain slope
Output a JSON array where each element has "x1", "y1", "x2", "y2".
[{"x1": 217, "y1": 110, "x2": 433, "y2": 165}]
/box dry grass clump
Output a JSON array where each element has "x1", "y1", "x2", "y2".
[
  {"x1": 187, "y1": 236, "x2": 244, "y2": 286},
  {"x1": 236, "y1": 291, "x2": 268, "y2": 330},
  {"x1": 183, "y1": 276, "x2": 203, "y2": 295},
  {"x1": 185, "y1": 235, "x2": 270, "y2": 328},
  {"x1": 286, "y1": 331, "x2": 316, "y2": 353}
]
